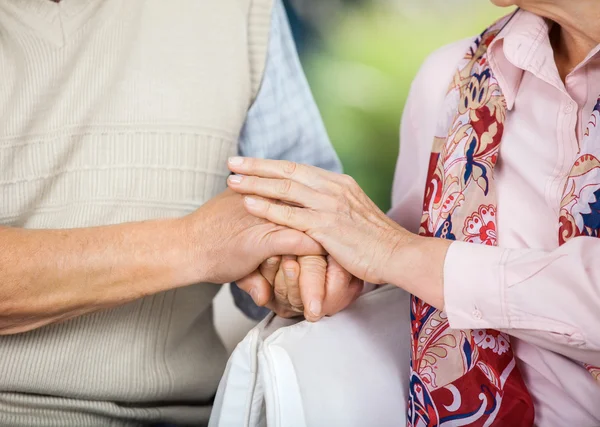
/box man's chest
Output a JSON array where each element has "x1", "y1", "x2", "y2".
[{"x1": 0, "y1": 0, "x2": 252, "y2": 227}]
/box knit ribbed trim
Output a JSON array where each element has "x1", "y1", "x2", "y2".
[{"x1": 247, "y1": 0, "x2": 274, "y2": 102}]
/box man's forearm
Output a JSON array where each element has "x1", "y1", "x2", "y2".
[
  {"x1": 0, "y1": 188, "x2": 326, "y2": 335},
  {"x1": 0, "y1": 218, "x2": 195, "y2": 335}
]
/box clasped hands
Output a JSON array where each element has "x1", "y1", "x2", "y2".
[
  {"x1": 226, "y1": 156, "x2": 449, "y2": 316},
  {"x1": 195, "y1": 156, "x2": 446, "y2": 321},
  {"x1": 188, "y1": 185, "x2": 364, "y2": 322},
  {"x1": 228, "y1": 156, "x2": 402, "y2": 321},
  {"x1": 231, "y1": 163, "x2": 366, "y2": 322}
]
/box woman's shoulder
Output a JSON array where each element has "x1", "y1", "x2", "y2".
[
  {"x1": 420, "y1": 37, "x2": 475, "y2": 74},
  {"x1": 406, "y1": 37, "x2": 475, "y2": 124},
  {"x1": 393, "y1": 37, "x2": 476, "y2": 229}
]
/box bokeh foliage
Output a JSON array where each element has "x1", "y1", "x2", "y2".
[{"x1": 302, "y1": 3, "x2": 509, "y2": 211}]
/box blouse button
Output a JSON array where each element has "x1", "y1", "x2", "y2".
[
  {"x1": 472, "y1": 309, "x2": 483, "y2": 320},
  {"x1": 564, "y1": 103, "x2": 574, "y2": 113}
]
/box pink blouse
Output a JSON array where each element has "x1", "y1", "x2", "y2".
[{"x1": 389, "y1": 11, "x2": 600, "y2": 427}]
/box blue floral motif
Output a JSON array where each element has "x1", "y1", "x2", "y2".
[
  {"x1": 594, "y1": 98, "x2": 600, "y2": 115},
  {"x1": 434, "y1": 214, "x2": 457, "y2": 241},
  {"x1": 407, "y1": 370, "x2": 438, "y2": 427},
  {"x1": 581, "y1": 187, "x2": 600, "y2": 238}
]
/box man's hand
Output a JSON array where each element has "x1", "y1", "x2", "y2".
[
  {"x1": 182, "y1": 189, "x2": 326, "y2": 285},
  {"x1": 236, "y1": 255, "x2": 363, "y2": 322}
]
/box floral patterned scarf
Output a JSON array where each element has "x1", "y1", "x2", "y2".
[{"x1": 408, "y1": 12, "x2": 600, "y2": 427}]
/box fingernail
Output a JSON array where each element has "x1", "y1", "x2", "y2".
[
  {"x1": 228, "y1": 157, "x2": 244, "y2": 165},
  {"x1": 249, "y1": 288, "x2": 259, "y2": 304},
  {"x1": 284, "y1": 268, "x2": 296, "y2": 278},
  {"x1": 245, "y1": 196, "x2": 258, "y2": 206},
  {"x1": 266, "y1": 257, "x2": 279, "y2": 266},
  {"x1": 309, "y1": 300, "x2": 322, "y2": 317},
  {"x1": 228, "y1": 175, "x2": 243, "y2": 184}
]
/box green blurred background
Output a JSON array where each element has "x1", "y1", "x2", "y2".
[{"x1": 285, "y1": 1, "x2": 509, "y2": 211}]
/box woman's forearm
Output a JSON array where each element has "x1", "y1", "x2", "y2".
[
  {"x1": 0, "y1": 218, "x2": 195, "y2": 334},
  {"x1": 382, "y1": 234, "x2": 451, "y2": 311}
]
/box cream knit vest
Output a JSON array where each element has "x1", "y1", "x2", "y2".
[{"x1": 0, "y1": 0, "x2": 272, "y2": 425}]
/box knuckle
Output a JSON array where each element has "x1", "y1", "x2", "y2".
[
  {"x1": 263, "y1": 201, "x2": 272, "y2": 216},
  {"x1": 282, "y1": 160, "x2": 298, "y2": 177},
  {"x1": 273, "y1": 274, "x2": 285, "y2": 288},
  {"x1": 299, "y1": 255, "x2": 327, "y2": 268},
  {"x1": 289, "y1": 295, "x2": 303, "y2": 308},
  {"x1": 289, "y1": 232, "x2": 305, "y2": 248},
  {"x1": 332, "y1": 197, "x2": 347, "y2": 213},
  {"x1": 283, "y1": 204, "x2": 295, "y2": 221},
  {"x1": 278, "y1": 179, "x2": 292, "y2": 196},
  {"x1": 340, "y1": 174, "x2": 356, "y2": 186},
  {"x1": 273, "y1": 287, "x2": 287, "y2": 301},
  {"x1": 282, "y1": 261, "x2": 298, "y2": 275},
  {"x1": 340, "y1": 175, "x2": 360, "y2": 195}
]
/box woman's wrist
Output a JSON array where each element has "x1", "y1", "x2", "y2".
[{"x1": 382, "y1": 232, "x2": 451, "y2": 310}]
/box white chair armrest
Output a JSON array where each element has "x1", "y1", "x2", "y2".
[{"x1": 210, "y1": 285, "x2": 410, "y2": 427}]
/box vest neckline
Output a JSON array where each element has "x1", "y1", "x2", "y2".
[{"x1": 0, "y1": 0, "x2": 107, "y2": 47}]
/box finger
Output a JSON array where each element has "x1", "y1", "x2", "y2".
[
  {"x1": 281, "y1": 257, "x2": 304, "y2": 313},
  {"x1": 228, "y1": 175, "x2": 324, "y2": 209},
  {"x1": 349, "y1": 276, "x2": 365, "y2": 302},
  {"x1": 297, "y1": 255, "x2": 327, "y2": 322},
  {"x1": 228, "y1": 157, "x2": 331, "y2": 188},
  {"x1": 259, "y1": 256, "x2": 281, "y2": 286},
  {"x1": 265, "y1": 228, "x2": 326, "y2": 257},
  {"x1": 330, "y1": 276, "x2": 364, "y2": 315},
  {"x1": 244, "y1": 196, "x2": 316, "y2": 232},
  {"x1": 236, "y1": 269, "x2": 274, "y2": 307},
  {"x1": 272, "y1": 264, "x2": 288, "y2": 310},
  {"x1": 322, "y1": 257, "x2": 361, "y2": 316},
  {"x1": 263, "y1": 262, "x2": 304, "y2": 319}
]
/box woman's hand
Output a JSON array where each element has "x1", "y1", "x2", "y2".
[
  {"x1": 227, "y1": 157, "x2": 402, "y2": 284},
  {"x1": 226, "y1": 157, "x2": 451, "y2": 309}
]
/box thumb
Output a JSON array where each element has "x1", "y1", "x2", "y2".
[
  {"x1": 265, "y1": 229, "x2": 325, "y2": 258},
  {"x1": 236, "y1": 269, "x2": 274, "y2": 307}
]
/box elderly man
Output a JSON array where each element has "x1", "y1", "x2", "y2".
[{"x1": 0, "y1": 0, "x2": 358, "y2": 425}]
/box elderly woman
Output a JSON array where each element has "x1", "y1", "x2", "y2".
[{"x1": 226, "y1": 0, "x2": 600, "y2": 425}]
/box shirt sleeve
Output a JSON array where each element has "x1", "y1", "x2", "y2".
[
  {"x1": 232, "y1": 0, "x2": 341, "y2": 320},
  {"x1": 443, "y1": 238, "x2": 600, "y2": 365}
]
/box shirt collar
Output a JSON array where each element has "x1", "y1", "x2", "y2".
[{"x1": 487, "y1": 9, "x2": 600, "y2": 110}]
